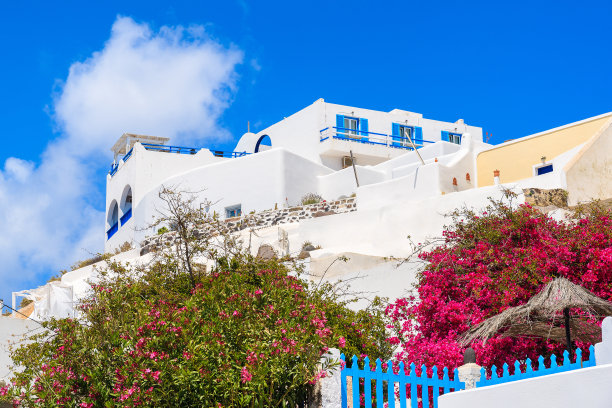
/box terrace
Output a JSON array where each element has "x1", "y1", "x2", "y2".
[{"x1": 109, "y1": 142, "x2": 250, "y2": 177}]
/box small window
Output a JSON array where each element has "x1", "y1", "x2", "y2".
[
  {"x1": 225, "y1": 204, "x2": 242, "y2": 218},
  {"x1": 343, "y1": 117, "x2": 359, "y2": 138},
  {"x1": 536, "y1": 164, "x2": 553, "y2": 175},
  {"x1": 448, "y1": 132, "x2": 462, "y2": 144},
  {"x1": 399, "y1": 126, "x2": 415, "y2": 147}
]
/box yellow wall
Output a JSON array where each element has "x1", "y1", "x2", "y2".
[{"x1": 476, "y1": 115, "x2": 612, "y2": 187}]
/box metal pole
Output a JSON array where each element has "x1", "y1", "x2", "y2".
[
  {"x1": 349, "y1": 150, "x2": 360, "y2": 187},
  {"x1": 564, "y1": 307, "x2": 572, "y2": 360},
  {"x1": 406, "y1": 132, "x2": 426, "y2": 165}
]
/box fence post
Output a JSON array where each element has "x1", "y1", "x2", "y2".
[
  {"x1": 457, "y1": 347, "x2": 482, "y2": 390},
  {"x1": 595, "y1": 316, "x2": 612, "y2": 365}
]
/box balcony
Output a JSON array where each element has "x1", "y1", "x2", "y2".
[
  {"x1": 108, "y1": 143, "x2": 250, "y2": 177},
  {"x1": 319, "y1": 127, "x2": 434, "y2": 150}
]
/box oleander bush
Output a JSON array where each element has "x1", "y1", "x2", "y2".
[{"x1": 1, "y1": 189, "x2": 391, "y2": 407}]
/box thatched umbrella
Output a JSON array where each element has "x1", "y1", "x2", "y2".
[{"x1": 460, "y1": 278, "x2": 612, "y2": 353}]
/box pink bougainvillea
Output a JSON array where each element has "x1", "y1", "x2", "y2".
[{"x1": 386, "y1": 201, "x2": 612, "y2": 371}]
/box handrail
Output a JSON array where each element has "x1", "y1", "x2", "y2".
[
  {"x1": 319, "y1": 126, "x2": 435, "y2": 150},
  {"x1": 108, "y1": 143, "x2": 250, "y2": 177},
  {"x1": 141, "y1": 143, "x2": 200, "y2": 155}
]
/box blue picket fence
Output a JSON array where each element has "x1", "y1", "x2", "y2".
[
  {"x1": 340, "y1": 354, "x2": 463, "y2": 408},
  {"x1": 477, "y1": 345, "x2": 595, "y2": 387},
  {"x1": 341, "y1": 346, "x2": 595, "y2": 408}
]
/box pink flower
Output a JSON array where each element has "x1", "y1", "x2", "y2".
[
  {"x1": 240, "y1": 366, "x2": 252, "y2": 383},
  {"x1": 338, "y1": 336, "x2": 346, "y2": 348},
  {"x1": 255, "y1": 289, "x2": 263, "y2": 296}
]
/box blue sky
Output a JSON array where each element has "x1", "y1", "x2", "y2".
[{"x1": 0, "y1": 0, "x2": 611, "y2": 305}]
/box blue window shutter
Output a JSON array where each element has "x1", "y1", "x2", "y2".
[
  {"x1": 391, "y1": 123, "x2": 400, "y2": 146},
  {"x1": 336, "y1": 115, "x2": 344, "y2": 132},
  {"x1": 415, "y1": 127, "x2": 423, "y2": 145},
  {"x1": 359, "y1": 118, "x2": 369, "y2": 141},
  {"x1": 441, "y1": 130, "x2": 449, "y2": 142}
]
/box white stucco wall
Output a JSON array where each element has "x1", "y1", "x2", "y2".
[
  {"x1": 565, "y1": 121, "x2": 612, "y2": 205},
  {"x1": 108, "y1": 148, "x2": 335, "y2": 248},
  {"x1": 0, "y1": 317, "x2": 42, "y2": 382},
  {"x1": 439, "y1": 364, "x2": 612, "y2": 408}
]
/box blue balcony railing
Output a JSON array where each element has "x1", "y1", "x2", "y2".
[
  {"x1": 109, "y1": 163, "x2": 119, "y2": 176},
  {"x1": 120, "y1": 208, "x2": 132, "y2": 226},
  {"x1": 109, "y1": 143, "x2": 250, "y2": 176},
  {"x1": 208, "y1": 149, "x2": 249, "y2": 158},
  {"x1": 319, "y1": 126, "x2": 434, "y2": 150},
  {"x1": 107, "y1": 222, "x2": 118, "y2": 240}
]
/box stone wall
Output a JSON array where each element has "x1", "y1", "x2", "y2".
[
  {"x1": 140, "y1": 198, "x2": 356, "y2": 254},
  {"x1": 523, "y1": 188, "x2": 568, "y2": 208}
]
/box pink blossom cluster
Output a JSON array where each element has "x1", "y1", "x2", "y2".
[{"x1": 386, "y1": 204, "x2": 612, "y2": 371}]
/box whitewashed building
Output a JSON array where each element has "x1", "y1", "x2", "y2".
[{"x1": 105, "y1": 98, "x2": 485, "y2": 251}]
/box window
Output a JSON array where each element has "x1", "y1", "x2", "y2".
[
  {"x1": 336, "y1": 114, "x2": 369, "y2": 141},
  {"x1": 448, "y1": 133, "x2": 461, "y2": 144},
  {"x1": 441, "y1": 131, "x2": 461, "y2": 144},
  {"x1": 536, "y1": 164, "x2": 553, "y2": 176},
  {"x1": 225, "y1": 204, "x2": 242, "y2": 218},
  {"x1": 344, "y1": 117, "x2": 359, "y2": 138},
  {"x1": 399, "y1": 126, "x2": 414, "y2": 146},
  {"x1": 392, "y1": 124, "x2": 423, "y2": 148}
]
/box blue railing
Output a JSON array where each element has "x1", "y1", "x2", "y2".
[
  {"x1": 477, "y1": 346, "x2": 595, "y2": 388},
  {"x1": 109, "y1": 163, "x2": 119, "y2": 177},
  {"x1": 320, "y1": 127, "x2": 435, "y2": 150},
  {"x1": 106, "y1": 222, "x2": 118, "y2": 240},
  {"x1": 141, "y1": 143, "x2": 201, "y2": 155},
  {"x1": 342, "y1": 346, "x2": 596, "y2": 407},
  {"x1": 341, "y1": 354, "x2": 463, "y2": 408},
  {"x1": 120, "y1": 208, "x2": 132, "y2": 226},
  {"x1": 109, "y1": 143, "x2": 250, "y2": 176},
  {"x1": 123, "y1": 147, "x2": 134, "y2": 162},
  {"x1": 208, "y1": 149, "x2": 249, "y2": 158}
]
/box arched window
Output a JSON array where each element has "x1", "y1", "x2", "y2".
[
  {"x1": 107, "y1": 200, "x2": 119, "y2": 239},
  {"x1": 120, "y1": 185, "x2": 133, "y2": 225},
  {"x1": 254, "y1": 135, "x2": 272, "y2": 153}
]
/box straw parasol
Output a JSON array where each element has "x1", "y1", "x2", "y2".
[{"x1": 459, "y1": 277, "x2": 612, "y2": 352}]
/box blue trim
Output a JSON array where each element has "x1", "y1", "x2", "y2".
[
  {"x1": 321, "y1": 126, "x2": 435, "y2": 150},
  {"x1": 537, "y1": 164, "x2": 554, "y2": 175},
  {"x1": 106, "y1": 223, "x2": 118, "y2": 240},
  {"x1": 254, "y1": 135, "x2": 272, "y2": 153},
  {"x1": 414, "y1": 126, "x2": 423, "y2": 145},
  {"x1": 359, "y1": 118, "x2": 369, "y2": 141},
  {"x1": 109, "y1": 143, "x2": 250, "y2": 177},
  {"x1": 120, "y1": 208, "x2": 132, "y2": 226}
]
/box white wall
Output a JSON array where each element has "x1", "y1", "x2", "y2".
[
  {"x1": 0, "y1": 317, "x2": 42, "y2": 382},
  {"x1": 300, "y1": 185, "x2": 526, "y2": 258},
  {"x1": 565, "y1": 122, "x2": 612, "y2": 205},
  {"x1": 439, "y1": 364, "x2": 612, "y2": 408},
  {"x1": 318, "y1": 166, "x2": 385, "y2": 201},
  {"x1": 109, "y1": 148, "x2": 334, "y2": 248}
]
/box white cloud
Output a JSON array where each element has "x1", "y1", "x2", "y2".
[{"x1": 0, "y1": 16, "x2": 242, "y2": 302}]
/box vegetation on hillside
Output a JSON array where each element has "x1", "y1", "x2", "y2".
[
  {"x1": 386, "y1": 193, "x2": 612, "y2": 371},
  {"x1": 0, "y1": 188, "x2": 391, "y2": 407}
]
